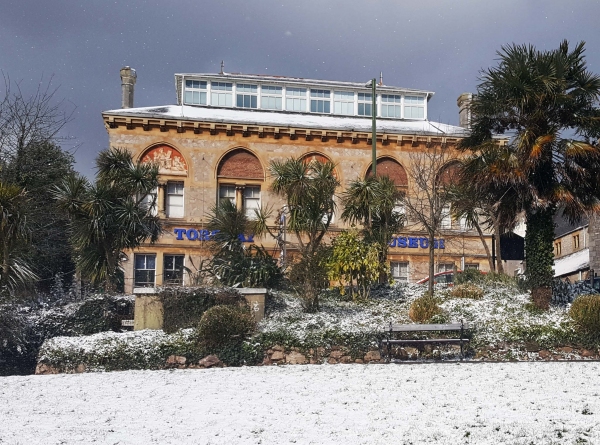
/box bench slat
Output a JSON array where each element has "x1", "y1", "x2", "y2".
[
  {"x1": 382, "y1": 338, "x2": 470, "y2": 345},
  {"x1": 388, "y1": 323, "x2": 471, "y2": 332}
]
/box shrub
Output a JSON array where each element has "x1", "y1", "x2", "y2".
[
  {"x1": 569, "y1": 294, "x2": 600, "y2": 333},
  {"x1": 197, "y1": 305, "x2": 256, "y2": 351},
  {"x1": 455, "y1": 268, "x2": 484, "y2": 285},
  {"x1": 450, "y1": 284, "x2": 484, "y2": 300},
  {"x1": 0, "y1": 307, "x2": 41, "y2": 376},
  {"x1": 408, "y1": 294, "x2": 443, "y2": 323},
  {"x1": 160, "y1": 287, "x2": 245, "y2": 334}
]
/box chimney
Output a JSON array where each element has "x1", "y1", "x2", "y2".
[
  {"x1": 457, "y1": 93, "x2": 472, "y2": 129},
  {"x1": 120, "y1": 66, "x2": 137, "y2": 108}
]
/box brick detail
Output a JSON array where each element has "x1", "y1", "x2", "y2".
[
  {"x1": 217, "y1": 149, "x2": 263, "y2": 179},
  {"x1": 366, "y1": 157, "x2": 408, "y2": 187},
  {"x1": 437, "y1": 161, "x2": 461, "y2": 186}
]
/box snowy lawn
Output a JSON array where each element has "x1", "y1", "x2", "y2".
[{"x1": 2, "y1": 363, "x2": 599, "y2": 444}]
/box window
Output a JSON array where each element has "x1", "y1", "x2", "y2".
[
  {"x1": 555, "y1": 241, "x2": 562, "y2": 256},
  {"x1": 459, "y1": 216, "x2": 471, "y2": 231},
  {"x1": 391, "y1": 261, "x2": 409, "y2": 283},
  {"x1": 404, "y1": 95, "x2": 425, "y2": 119},
  {"x1": 573, "y1": 234, "x2": 580, "y2": 250},
  {"x1": 310, "y1": 89, "x2": 331, "y2": 113},
  {"x1": 163, "y1": 254, "x2": 184, "y2": 285},
  {"x1": 244, "y1": 186, "x2": 260, "y2": 219},
  {"x1": 333, "y1": 91, "x2": 354, "y2": 115},
  {"x1": 140, "y1": 188, "x2": 158, "y2": 216},
  {"x1": 381, "y1": 94, "x2": 401, "y2": 118},
  {"x1": 184, "y1": 80, "x2": 207, "y2": 105},
  {"x1": 166, "y1": 181, "x2": 184, "y2": 218},
  {"x1": 465, "y1": 264, "x2": 479, "y2": 270},
  {"x1": 219, "y1": 184, "x2": 236, "y2": 205},
  {"x1": 357, "y1": 93, "x2": 373, "y2": 116},
  {"x1": 261, "y1": 85, "x2": 282, "y2": 110},
  {"x1": 438, "y1": 262, "x2": 454, "y2": 273},
  {"x1": 286, "y1": 87, "x2": 307, "y2": 111},
  {"x1": 134, "y1": 254, "x2": 156, "y2": 287},
  {"x1": 236, "y1": 84, "x2": 258, "y2": 109},
  {"x1": 211, "y1": 82, "x2": 233, "y2": 107},
  {"x1": 441, "y1": 204, "x2": 452, "y2": 229}
]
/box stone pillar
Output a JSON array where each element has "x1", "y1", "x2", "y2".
[
  {"x1": 133, "y1": 288, "x2": 163, "y2": 330},
  {"x1": 457, "y1": 93, "x2": 472, "y2": 129},
  {"x1": 589, "y1": 213, "x2": 600, "y2": 278},
  {"x1": 238, "y1": 288, "x2": 267, "y2": 323},
  {"x1": 120, "y1": 66, "x2": 137, "y2": 109}
]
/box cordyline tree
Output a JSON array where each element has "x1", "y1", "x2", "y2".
[
  {"x1": 460, "y1": 40, "x2": 600, "y2": 308},
  {"x1": 340, "y1": 175, "x2": 405, "y2": 279},
  {"x1": 268, "y1": 157, "x2": 339, "y2": 312},
  {"x1": 53, "y1": 147, "x2": 163, "y2": 292}
]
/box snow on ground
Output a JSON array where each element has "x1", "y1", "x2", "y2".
[{"x1": 2, "y1": 363, "x2": 599, "y2": 444}]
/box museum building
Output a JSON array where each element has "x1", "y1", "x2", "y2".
[{"x1": 102, "y1": 67, "x2": 495, "y2": 293}]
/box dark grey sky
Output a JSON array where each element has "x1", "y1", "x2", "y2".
[{"x1": 2, "y1": 0, "x2": 599, "y2": 177}]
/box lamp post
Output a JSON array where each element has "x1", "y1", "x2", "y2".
[{"x1": 366, "y1": 78, "x2": 377, "y2": 176}]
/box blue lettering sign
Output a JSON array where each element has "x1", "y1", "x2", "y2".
[
  {"x1": 438, "y1": 239, "x2": 445, "y2": 249},
  {"x1": 186, "y1": 228, "x2": 198, "y2": 241},
  {"x1": 419, "y1": 237, "x2": 429, "y2": 249},
  {"x1": 389, "y1": 238, "x2": 397, "y2": 247},
  {"x1": 174, "y1": 228, "x2": 186, "y2": 240},
  {"x1": 408, "y1": 237, "x2": 418, "y2": 248},
  {"x1": 398, "y1": 237, "x2": 407, "y2": 248}
]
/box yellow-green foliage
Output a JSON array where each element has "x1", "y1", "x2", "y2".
[
  {"x1": 409, "y1": 294, "x2": 443, "y2": 323},
  {"x1": 326, "y1": 230, "x2": 385, "y2": 300},
  {"x1": 450, "y1": 284, "x2": 484, "y2": 300},
  {"x1": 569, "y1": 294, "x2": 600, "y2": 332}
]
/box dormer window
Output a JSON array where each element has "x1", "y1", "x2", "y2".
[
  {"x1": 381, "y1": 94, "x2": 401, "y2": 118},
  {"x1": 261, "y1": 86, "x2": 282, "y2": 110},
  {"x1": 211, "y1": 82, "x2": 233, "y2": 107},
  {"x1": 357, "y1": 93, "x2": 373, "y2": 116},
  {"x1": 286, "y1": 87, "x2": 307, "y2": 111},
  {"x1": 404, "y1": 95, "x2": 425, "y2": 119},
  {"x1": 236, "y1": 84, "x2": 258, "y2": 109},
  {"x1": 310, "y1": 89, "x2": 331, "y2": 113},
  {"x1": 184, "y1": 80, "x2": 207, "y2": 105}
]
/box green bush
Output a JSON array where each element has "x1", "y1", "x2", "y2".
[
  {"x1": 570, "y1": 294, "x2": 600, "y2": 333},
  {"x1": 160, "y1": 287, "x2": 245, "y2": 334},
  {"x1": 409, "y1": 294, "x2": 443, "y2": 323},
  {"x1": 197, "y1": 305, "x2": 256, "y2": 351},
  {"x1": 450, "y1": 284, "x2": 484, "y2": 300},
  {"x1": 455, "y1": 268, "x2": 484, "y2": 285}
]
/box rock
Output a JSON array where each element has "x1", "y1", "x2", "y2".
[
  {"x1": 432, "y1": 349, "x2": 442, "y2": 360},
  {"x1": 329, "y1": 350, "x2": 343, "y2": 359},
  {"x1": 272, "y1": 345, "x2": 285, "y2": 352},
  {"x1": 261, "y1": 356, "x2": 273, "y2": 366},
  {"x1": 582, "y1": 349, "x2": 595, "y2": 358},
  {"x1": 327, "y1": 358, "x2": 338, "y2": 364},
  {"x1": 364, "y1": 350, "x2": 381, "y2": 362},
  {"x1": 75, "y1": 364, "x2": 86, "y2": 374},
  {"x1": 286, "y1": 351, "x2": 307, "y2": 365},
  {"x1": 397, "y1": 348, "x2": 409, "y2": 360},
  {"x1": 271, "y1": 351, "x2": 285, "y2": 361},
  {"x1": 166, "y1": 355, "x2": 187, "y2": 366},
  {"x1": 339, "y1": 355, "x2": 353, "y2": 364},
  {"x1": 309, "y1": 358, "x2": 319, "y2": 365},
  {"x1": 538, "y1": 350, "x2": 551, "y2": 359},
  {"x1": 316, "y1": 347, "x2": 326, "y2": 357},
  {"x1": 198, "y1": 355, "x2": 223, "y2": 368},
  {"x1": 558, "y1": 346, "x2": 573, "y2": 354},
  {"x1": 524, "y1": 342, "x2": 540, "y2": 352},
  {"x1": 35, "y1": 363, "x2": 59, "y2": 375},
  {"x1": 355, "y1": 359, "x2": 364, "y2": 364}
]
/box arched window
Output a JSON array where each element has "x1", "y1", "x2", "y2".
[
  {"x1": 365, "y1": 157, "x2": 408, "y2": 188},
  {"x1": 217, "y1": 149, "x2": 264, "y2": 218}
]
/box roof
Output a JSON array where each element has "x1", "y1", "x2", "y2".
[
  {"x1": 554, "y1": 212, "x2": 589, "y2": 238},
  {"x1": 553, "y1": 248, "x2": 589, "y2": 277},
  {"x1": 174, "y1": 72, "x2": 434, "y2": 97},
  {"x1": 103, "y1": 105, "x2": 468, "y2": 137}
]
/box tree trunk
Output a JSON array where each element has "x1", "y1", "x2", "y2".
[
  {"x1": 525, "y1": 207, "x2": 555, "y2": 309},
  {"x1": 428, "y1": 232, "x2": 435, "y2": 296},
  {"x1": 493, "y1": 216, "x2": 504, "y2": 274},
  {"x1": 474, "y1": 221, "x2": 494, "y2": 271}
]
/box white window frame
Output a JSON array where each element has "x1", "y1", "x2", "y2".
[
  {"x1": 236, "y1": 84, "x2": 258, "y2": 109},
  {"x1": 163, "y1": 254, "x2": 185, "y2": 285},
  {"x1": 261, "y1": 85, "x2": 282, "y2": 110},
  {"x1": 357, "y1": 92, "x2": 373, "y2": 117},
  {"x1": 310, "y1": 89, "x2": 331, "y2": 113},
  {"x1": 166, "y1": 181, "x2": 184, "y2": 218},
  {"x1": 404, "y1": 95, "x2": 425, "y2": 119},
  {"x1": 134, "y1": 254, "x2": 156, "y2": 288},
  {"x1": 381, "y1": 94, "x2": 401, "y2": 118},
  {"x1": 391, "y1": 261, "x2": 409, "y2": 283},
  {"x1": 437, "y1": 262, "x2": 455, "y2": 273},
  {"x1": 183, "y1": 79, "x2": 207, "y2": 105},
  {"x1": 140, "y1": 188, "x2": 158, "y2": 216},
  {"x1": 219, "y1": 184, "x2": 236, "y2": 206},
  {"x1": 243, "y1": 186, "x2": 261, "y2": 219},
  {"x1": 333, "y1": 91, "x2": 354, "y2": 115},
  {"x1": 211, "y1": 82, "x2": 233, "y2": 107},
  {"x1": 464, "y1": 263, "x2": 479, "y2": 271},
  {"x1": 286, "y1": 87, "x2": 307, "y2": 112},
  {"x1": 441, "y1": 204, "x2": 452, "y2": 229}
]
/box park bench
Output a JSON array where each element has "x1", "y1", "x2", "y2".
[{"x1": 380, "y1": 321, "x2": 471, "y2": 362}]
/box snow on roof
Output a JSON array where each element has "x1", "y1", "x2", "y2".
[
  {"x1": 553, "y1": 248, "x2": 589, "y2": 277},
  {"x1": 103, "y1": 105, "x2": 468, "y2": 137}
]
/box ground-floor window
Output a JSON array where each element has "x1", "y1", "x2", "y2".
[
  {"x1": 164, "y1": 254, "x2": 184, "y2": 285},
  {"x1": 390, "y1": 261, "x2": 409, "y2": 283},
  {"x1": 437, "y1": 262, "x2": 455, "y2": 273},
  {"x1": 134, "y1": 254, "x2": 156, "y2": 287}
]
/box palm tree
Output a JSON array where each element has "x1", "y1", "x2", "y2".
[
  {"x1": 269, "y1": 157, "x2": 339, "y2": 312},
  {"x1": 340, "y1": 175, "x2": 405, "y2": 274},
  {"x1": 460, "y1": 41, "x2": 600, "y2": 307},
  {"x1": 0, "y1": 183, "x2": 37, "y2": 298},
  {"x1": 53, "y1": 147, "x2": 163, "y2": 291}
]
